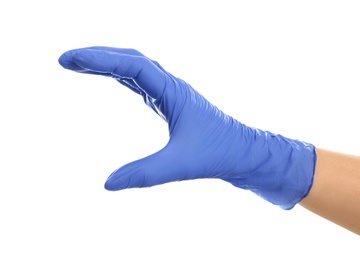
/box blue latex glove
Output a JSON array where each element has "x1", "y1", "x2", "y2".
[{"x1": 58, "y1": 46, "x2": 316, "y2": 210}]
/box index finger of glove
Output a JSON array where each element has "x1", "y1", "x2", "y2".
[
  {"x1": 59, "y1": 47, "x2": 143, "y2": 71},
  {"x1": 72, "y1": 49, "x2": 166, "y2": 99},
  {"x1": 58, "y1": 47, "x2": 165, "y2": 76}
]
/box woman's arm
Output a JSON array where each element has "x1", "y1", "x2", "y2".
[{"x1": 300, "y1": 148, "x2": 360, "y2": 235}]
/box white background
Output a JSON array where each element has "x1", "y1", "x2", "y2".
[{"x1": 1, "y1": 0, "x2": 359, "y2": 259}]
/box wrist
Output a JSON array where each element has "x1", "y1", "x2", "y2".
[{"x1": 228, "y1": 127, "x2": 317, "y2": 209}]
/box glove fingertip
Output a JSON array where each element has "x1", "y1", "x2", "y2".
[
  {"x1": 104, "y1": 170, "x2": 125, "y2": 191},
  {"x1": 58, "y1": 51, "x2": 72, "y2": 69},
  {"x1": 104, "y1": 179, "x2": 120, "y2": 191},
  {"x1": 58, "y1": 50, "x2": 87, "y2": 72}
]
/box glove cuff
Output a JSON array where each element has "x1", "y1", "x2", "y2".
[{"x1": 231, "y1": 129, "x2": 317, "y2": 210}]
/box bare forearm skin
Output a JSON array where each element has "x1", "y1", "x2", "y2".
[{"x1": 299, "y1": 148, "x2": 360, "y2": 235}]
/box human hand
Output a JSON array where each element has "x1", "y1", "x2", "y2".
[{"x1": 58, "y1": 46, "x2": 316, "y2": 209}]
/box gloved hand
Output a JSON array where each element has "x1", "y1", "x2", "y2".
[{"x1": 58, "y1": 46, "x2": 316, "y2": 210}]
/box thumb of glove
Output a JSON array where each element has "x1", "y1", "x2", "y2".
[{"x1": 104, "y1": 144, "x2": 191, "y2": 190}]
